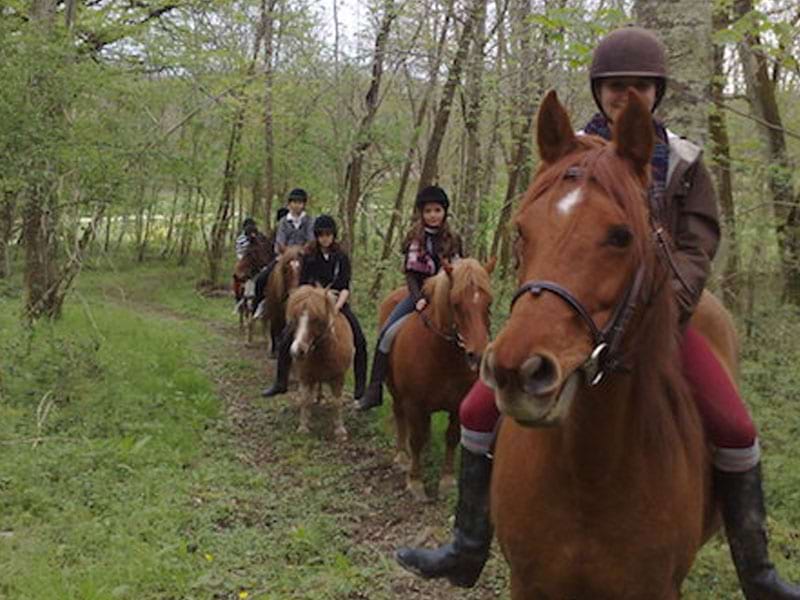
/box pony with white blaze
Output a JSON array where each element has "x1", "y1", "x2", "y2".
[{"x1": 285, "y1": 285, "x2": 354, "y2": 440}]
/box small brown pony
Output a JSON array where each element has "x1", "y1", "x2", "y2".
[
  {"x1": 263, "y1": 246, "x2": 304, "y2": 351},
  {"x1": 286, "y1": 285, "x2": 354, "y2": 441},
  {"x1": 381, "y1": 257, "x2": 494, "y2": 502},
  {"x1": 233, "y1": 241, "x2": 272, "y2": 342},
  {"x1": 481, "y1": 91, "x2": 737, "y2": 599}
]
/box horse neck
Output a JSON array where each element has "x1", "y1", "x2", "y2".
[
  {"x1": 426, "y1": 275, "x2": 453, "y2": 332},
  {"x1": 560, "y1": 378, "x2": 640, "y2": 477},
  {"x1": 557, "y1": 295, "x2": 697, "y2": 486}
]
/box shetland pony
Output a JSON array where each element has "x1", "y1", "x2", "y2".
[
  {"x1": 233, "y1": 241, "x2": 272, "y2": 343},
  {"x1": 286, "y1": 285, "x2": 354, "y2": 441},
  {"x1": 381, "y1": 258, "x2": 494, "y2": 501},
  {"x1": 263, "y1": 246, "x2": 304, "y2": 352}
]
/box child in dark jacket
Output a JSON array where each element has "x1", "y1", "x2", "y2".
[{"x1": 262, "y1": 214, "x2": 367, "y2": 400}]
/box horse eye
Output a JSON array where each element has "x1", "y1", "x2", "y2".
[{"x1": 605, "y1": 225, "x2": 632, "y2": 248}]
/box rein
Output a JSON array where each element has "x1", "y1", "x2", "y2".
[{"x1": 418, "y1": 310, "x2": 465, "y2": 349}]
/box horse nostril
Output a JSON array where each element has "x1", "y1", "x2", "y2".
[{"x1": 520, "y1": 354, "x2": 559, "y2": 396}]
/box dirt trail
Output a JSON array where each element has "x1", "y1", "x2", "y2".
[{"x1": 206, "y1": 316, "x2": 508, "y2": 599}]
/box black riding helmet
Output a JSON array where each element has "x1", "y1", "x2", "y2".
[
  {"x1": 415, "y1": 185, "x2": 449, "y2": 213},
  {"x1": 275, "y1": 207, "x2": 289, "y2": 222},
  {"x1": 589, "y1": 26, "x2": 668, "y2": 118},
  {"x1": 313, "y1": 214, "x2": 337, "y2": 238},
  {"x1": 241, "y1": 216, "x2": 257, "y2": 230},
  {"x1": 287, "y1": 188, "x2": 308, "y2": 204}
]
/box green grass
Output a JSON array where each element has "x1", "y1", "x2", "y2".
[{"x1": 0, "y1": 259, "x2": 375, "y2": 599}]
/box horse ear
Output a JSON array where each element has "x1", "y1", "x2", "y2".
[
  {"x1": 613, "y1": 89, "x2": 655, "y2": 181},
  {"x1": 537, "y1": 90, "x2": 577, "y2": 164},
  {"x1": 484, "y1": 256, "x2": 497, "y2": 275}
]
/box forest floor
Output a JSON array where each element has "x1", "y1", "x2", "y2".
[{"x1": 1, "y1": 258, "x2": 799, "y2": 599}]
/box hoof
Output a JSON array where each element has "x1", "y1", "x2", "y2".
[
  {"x1": 393, "y1": 452, "x2": 411, "y2": 472},
  {"x1": 407, "y1": 479, "x2": 428, "y2": 503},
  {"x1": 439, "y1": 473, "x2": 456, "y2": 492},
  {"x1": 334, "y1": 427, "x2": 348, "y2": 442},
  {"x1": 297, "y1": 424, "x2": 310, "y2": 435}
]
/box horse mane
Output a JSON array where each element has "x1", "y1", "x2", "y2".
[
  {"x1": 423, "y1": 258, "x2": 492, "y2": 328},
  {"x1": 271, "y1": 246, "x2": 304, "y2": 299},
  {"x1": 286, "y1": 285, "x2": 330, "y2": 323},
  {"x1": 525, "y1": 136, "x2": 703, "y2": 472}
]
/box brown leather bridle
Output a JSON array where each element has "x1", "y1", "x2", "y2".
[{"x1": 510, "y1": 265, "x2": 646, "y2": 386}]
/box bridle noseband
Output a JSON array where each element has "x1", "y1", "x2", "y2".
[{"x1": 510, "y1": 265, "x2": 646, "y2": 386}]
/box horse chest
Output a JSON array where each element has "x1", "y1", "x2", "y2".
[{"x1": 493, "y1": 426, "x2": 705, "y2": 599}]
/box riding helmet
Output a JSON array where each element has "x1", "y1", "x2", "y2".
[
  {"x1": 276, "y1": 207, "x2": 289, "y2": 222},
  {"x1": 313, "y1": 214, "x2": 338, "y2": 238},
  {"x1": 287, "y1": 188, "x2": 308, "y2": 203},
  {"x1": 590, "y1": 26, "x2": 668, "y2": 115},
  {"x1": 415, "y1": 185, "x2": 450, "y2": 213}
]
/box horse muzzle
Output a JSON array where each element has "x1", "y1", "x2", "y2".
[{"x1": 481, "y1": 345, "x2": 580, "y2": 427}]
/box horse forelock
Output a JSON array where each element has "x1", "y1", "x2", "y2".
[
  {"x1": 287, "y1": 285, "x2": 330, "y2": 324},
  {"x1": 450, "y1": 259, "x2": 493, "y2": 304}
]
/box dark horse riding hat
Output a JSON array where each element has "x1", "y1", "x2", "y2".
[
  {"x1": 590, "y1": 26, "x2": 668, "y2": 115},
  {"x1": 415, "y1": 185, "x2": 450, "y2": 213},
  {"x1": 287, "y1": 188, "x2": 308, "y2": 203},
  {"x1": 313, "y1": 214, "x2": 337, "y2": 237}
]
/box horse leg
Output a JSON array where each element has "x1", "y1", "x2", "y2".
[
  {"x1": 439, "y1": 410, "x2": 460, "y2": 492},
  {"x1": 406, "y1": 408, "x2": 431, "y2": 502},
  {"x1": 330, "y1": 379, "x2": 348, "y2": 442},
  {"x1": 391, "y1": 393, "x2": 410, "y2": 471},
  {"x1": 297, "y1": 383, "x2": 312, "y2": 435}
]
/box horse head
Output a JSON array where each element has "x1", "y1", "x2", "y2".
[
  {"x1": 277, "y1": 246, "x2": 304, "y2": 299},
  {"x1": 287, "y1": 285, "x2": 335, "y2": 359},
  {"x1": 427, "y1": 257, "x2": 495, "y2": 371},
  {"x1": 482, "y1": 89, "x2": 670, "y2": 427}
]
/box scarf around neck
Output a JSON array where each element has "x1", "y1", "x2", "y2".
[{"x1": 584, "y1": 113, "x2": 670, "y2": 224}]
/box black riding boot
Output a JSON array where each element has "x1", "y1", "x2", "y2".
[
  {"x1": 262, "y1": 333, "x2": 292, "y2": 397},
  {"x1": 395, "y1": 449, "x2": 493, "y2": 588},
  {"x1": 355, "y1": 350, "x2": 388, "y2": 411},
  {"x1": 716, "y1": 464, "x2": 800, "y2": 600}
]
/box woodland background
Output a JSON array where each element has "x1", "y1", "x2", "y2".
[{"x1": 1, "y1": 1, "x2": 799, "y2": 599}]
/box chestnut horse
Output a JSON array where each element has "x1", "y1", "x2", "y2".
[
  {"x1": 381, "y1": 258, "x2": 494, "y2": 502},
  {"x1": 286, "y1": 285, "x2": 354, "y2": 441},
  {"x1": 481, "y1": 91, "x2": 736, "y2": 599},
  {"x1": 263, "y1": 246, "x2": 304, "y2": 352}
]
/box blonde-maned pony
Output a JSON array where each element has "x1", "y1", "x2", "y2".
[
  {"x1": 379, "y1": 257, "x2": 495, "y2": 501},
  {"x1": 286, "y1": 285, "x2": 354, "y2": 441}
]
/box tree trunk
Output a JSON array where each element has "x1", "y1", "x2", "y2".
[
  {"x1": 461, "y1": 0, "x2": 487, "y2": 255},
  {"x1": 341, "y1": 0, "x2": 397, "y2": 249},
  {"x1": 709, "y1": 4, "x2": 740, "y2": 311},
  {"x1": 734, "y1": 0, "x2": 800, "y2": 303},
  {"x1": 368, "y1": 1, "x2": 455, "y2": 297},
  {"x1": 417, "y1": 0, "x2": 483, "y2": 191},
  {"x1": 0, "y1": 191, "x2": 17, "y2": 278},
  {"x1": 490, "y1": 0, "x2": 535, "y2": 266},
  {"x1": 262, "y1": 0, "x2": 278, "y2": 228},
  {"x1": 206, "y1": 17, "x2": 267, "y2": 285},
  {"x1": 23, "y1": 0, "x2": 60, "y2": 318},
  {"x1": 634, "y1": 0, "x2": 713, "y2": 145}
]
